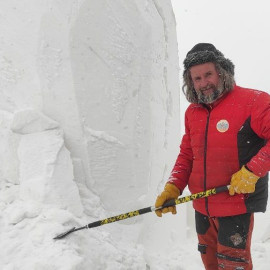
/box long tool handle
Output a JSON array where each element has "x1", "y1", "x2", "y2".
[
  {"x1": 53, "y1": 185, "x2": 229, "y2": 240},
  {"x1": 160, "y1": 185, "x2": 229, "y2": 209}
]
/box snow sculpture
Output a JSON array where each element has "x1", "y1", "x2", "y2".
[{"x1": 0, "y1": 1, "x2": 180, "y2": 269}]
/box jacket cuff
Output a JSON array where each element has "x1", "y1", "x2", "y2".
[
  {"x1": 244, "y1": 165, "x2": 252, "y2": 172},
  {"x1": 246, "y1": 162, "x2": 266, "y2": 178}
]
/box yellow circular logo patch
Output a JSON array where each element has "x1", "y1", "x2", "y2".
[{"x1": 216, "y1": 120, "x2": 229, "y2": 133}]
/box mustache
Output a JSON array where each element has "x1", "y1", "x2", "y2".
[{"x1": 200, "y1": 84, "x2": 215, "y2": 92}]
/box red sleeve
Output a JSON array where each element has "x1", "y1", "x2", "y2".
[
  {"x1": 167, "y1": 111, "x2": 193, "y2": 192},
  {"x1": 247, "y1": 91, "x2": 270, "y2": 177}
]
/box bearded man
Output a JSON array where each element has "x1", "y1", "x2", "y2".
[{"x1": 155, "y1": 43, "x2": 270, "y2": 270}]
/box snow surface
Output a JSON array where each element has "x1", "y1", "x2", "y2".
[{"x1": 0, "y1": 0, "x2": 270, "y2": 269}]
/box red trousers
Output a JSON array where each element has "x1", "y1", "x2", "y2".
[{"x1": 195, "y1": 211, "x2": 254, "y2": 270}]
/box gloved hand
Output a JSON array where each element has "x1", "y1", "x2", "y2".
[
  {"x1": 229, "y1": 165, "x2": 260, "y2": 196},
  {"x1": 155, "y1": 183, "x2": 180, "y2": 217}
]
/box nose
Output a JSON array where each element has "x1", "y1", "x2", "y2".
[{"x1": 200, "y1": 77, "x2": 208, "y2": 88}]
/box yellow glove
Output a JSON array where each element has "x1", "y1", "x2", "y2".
[
  {"x1": 229, "y1": 166, "x2": 260, "y2": 196},
  {"x1": 155, "y1": 183, "x2": 180, "y2": 217}
]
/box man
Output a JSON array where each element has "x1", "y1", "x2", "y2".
[{"x1": 155, "y1": 43, "x2": 270, "y2": 270}]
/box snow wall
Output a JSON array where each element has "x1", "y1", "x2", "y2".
[{"x1": 0, "y1": 1, "x2": 184, "y2": 269}]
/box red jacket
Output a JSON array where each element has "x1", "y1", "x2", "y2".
[{"x1": 168, "y1": 85, "x2": 270, "y2": 217}]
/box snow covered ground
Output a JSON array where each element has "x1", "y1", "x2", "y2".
[{"x1": 1, "y1": 0, "x2": 270, "y2": 269}]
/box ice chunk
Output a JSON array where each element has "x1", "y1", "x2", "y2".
[
  {"x1": 18, "y1": 129, "x2": 83, "y2": 216},
  {"x1": 11, "y1": 109, "x2": 59, "y2": 134}
]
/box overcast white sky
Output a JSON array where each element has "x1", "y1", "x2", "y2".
[
  {"x1": 171, "y1": 0, "x2": 270, "y2": 92},
  {"x1": 171, "y1": 0, "x2": 270, "y2": 131}
]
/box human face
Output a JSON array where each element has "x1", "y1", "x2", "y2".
[{"x1": 190, "y1": 62, "x2": 223, "y2": 104}]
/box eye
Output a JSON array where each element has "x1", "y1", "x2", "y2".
[{"x1": 205, "y1": 71, "x2": 212, "y2": 77}]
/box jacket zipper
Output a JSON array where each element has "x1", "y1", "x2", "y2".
[{"x1": 204, "y1": 108, "x2": 211, "y2": 216}]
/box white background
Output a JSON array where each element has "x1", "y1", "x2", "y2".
[{"x1": 171, "y1": 0, "x2": 270, "y2": 130}]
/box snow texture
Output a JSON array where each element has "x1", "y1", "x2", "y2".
[
  {"x1": 0, "y1": 0, "x2": 187, "y2": 269},
  {"x1": 0, "y1": 0, "x2": 270, "y2": 269}
]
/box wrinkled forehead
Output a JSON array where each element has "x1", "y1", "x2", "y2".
[{"x1": 189, "y1": 62, "x2": 217, "y2": 76}]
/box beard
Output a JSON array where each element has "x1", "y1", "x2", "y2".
[{"x1": 197, "y1": 82, "x2": 224, "y2": 104}]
